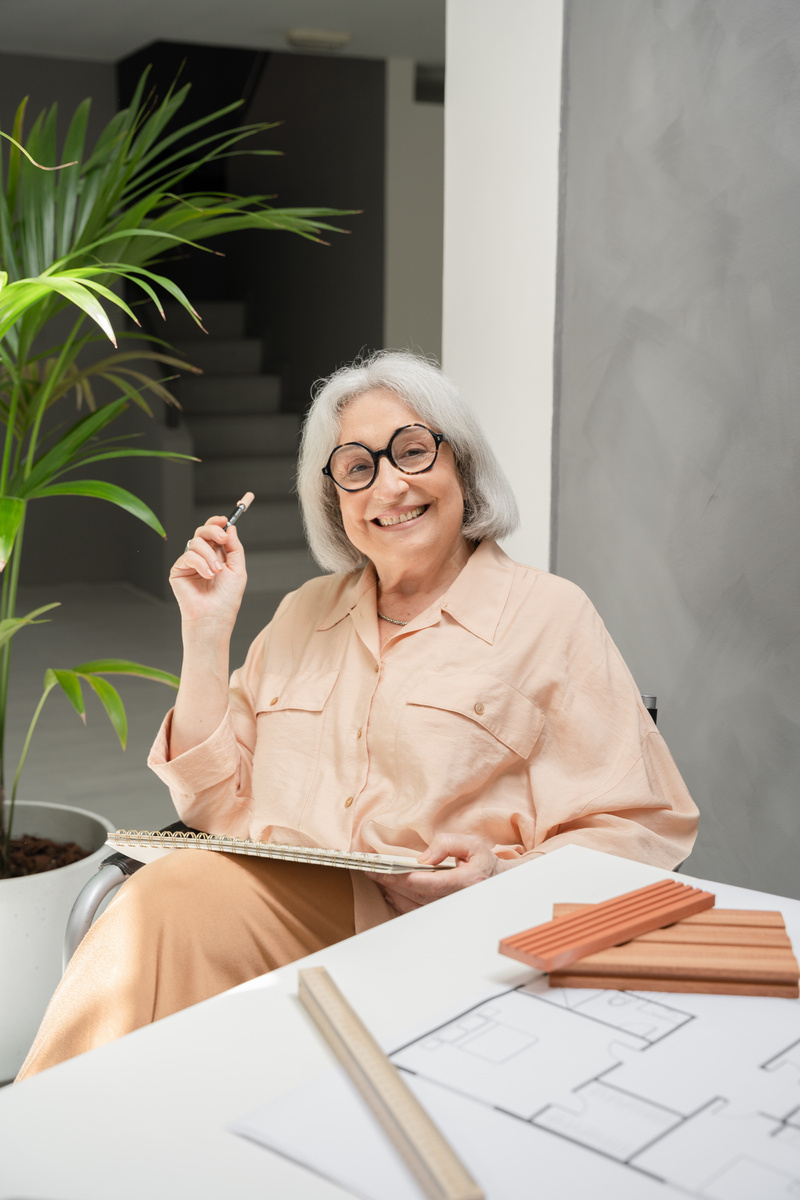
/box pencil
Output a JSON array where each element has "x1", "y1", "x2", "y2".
[{"x1": 225, "y1": 491, "x2": 254, "y2": 529}]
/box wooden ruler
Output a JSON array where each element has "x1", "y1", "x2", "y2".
[{"x1": 298, "y1": 966, "x2": 484, "y2": 1200}]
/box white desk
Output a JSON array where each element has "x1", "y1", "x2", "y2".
[{"x1": 2, "y1": 847, "x2": 799, "y2": 1199}]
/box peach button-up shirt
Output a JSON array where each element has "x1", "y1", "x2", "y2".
[{"x1": 149, "y1": 540, "x2": 698, "y2": 930}]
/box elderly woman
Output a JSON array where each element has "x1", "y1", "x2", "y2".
[{"x1": 18, "y1": 351, "x2": 698, "y2": 1078}]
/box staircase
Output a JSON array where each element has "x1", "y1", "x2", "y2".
[{"x1": 163, "y1": 300, "x2": 320, "y2": 593}]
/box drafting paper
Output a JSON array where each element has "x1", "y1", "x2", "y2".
[{"x1": 231, "y1": 882, "x2": 800, "y2": 1200}]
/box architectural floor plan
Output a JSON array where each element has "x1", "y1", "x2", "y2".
[
  {"x1": 235, "y1": 974, "x2": 800, "y2": 1199},
  {"x1": 389, "y1": 981, "x2": 800, "y2": 1199}
]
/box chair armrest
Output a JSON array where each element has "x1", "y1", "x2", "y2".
[
  {"x1": 64, "y1": 862, "x2": 130, "y2": 971},
  {"x1": 63, "y1": 820, "x2": 197, "y2": 971}
]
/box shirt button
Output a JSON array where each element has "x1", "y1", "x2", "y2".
[
  {"x1": 474, "y1": 702, "x2": 485, "y2": 715},
  {"x1": 357, "y1": 728, "x2": 363, "y2": 739},
  {"x1": 344, "y1": 796, "x2": 354, "y2": 808},
  {"x1": 270, "y1": 697, "x2": 279, "y2": 706},
  {"x1": 374, "y1": 664, "x2": 380, "y2": 674}
]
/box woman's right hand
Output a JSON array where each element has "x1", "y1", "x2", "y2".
[{"x1": 169, "y1": 515, "x2": 247, "y2": 626}]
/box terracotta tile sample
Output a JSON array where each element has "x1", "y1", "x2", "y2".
[{"x1": 499, "y1": 879, "x2": 715, "y2": 973}]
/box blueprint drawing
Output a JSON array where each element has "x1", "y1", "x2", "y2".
[{"x1": 389, "y1": 981, "x2": 800, "y2": 1199}]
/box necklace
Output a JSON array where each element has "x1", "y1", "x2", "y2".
[{"x1": 377, "y1": 611, "x2": 409, "y2": 626}]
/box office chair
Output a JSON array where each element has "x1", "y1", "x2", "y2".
[
  {"x1": 63, "y1": 818, "x2": 193, "y2": 969},
  {"x1": 63, "y1": 695, "x2": 660, "y2": 969}
]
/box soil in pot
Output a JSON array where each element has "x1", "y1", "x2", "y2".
[{"x1": 5, "y1": 834, "x2": 91, "y2": 878}]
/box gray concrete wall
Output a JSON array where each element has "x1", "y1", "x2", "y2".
[{"x1": 555, "y1": 1, "x2": 800, "y2": 896}]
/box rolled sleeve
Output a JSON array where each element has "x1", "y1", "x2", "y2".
[{"x1": 147, "y1": 707, "x2": 254, "y2": 836}]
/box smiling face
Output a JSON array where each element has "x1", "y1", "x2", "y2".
[{"x1": 334, "y1": 389, "x2": 469, "y2": 584}]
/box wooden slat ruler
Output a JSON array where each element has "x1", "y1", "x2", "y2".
[{"x1": 298, "y1": 966, "x2": 484, "y2": 1200}]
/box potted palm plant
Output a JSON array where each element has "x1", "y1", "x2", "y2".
[{"x1": 0, "y1": 69, "x2": 348, "y2": 1077}]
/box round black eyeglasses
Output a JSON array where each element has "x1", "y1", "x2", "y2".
[{"x1": 322, "y1": 424, "x2": 446, "y2": 492}]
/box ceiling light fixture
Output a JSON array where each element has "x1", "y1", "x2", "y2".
[{"x1": 285, "y1": 28, "x2": 352, "y2": 53}]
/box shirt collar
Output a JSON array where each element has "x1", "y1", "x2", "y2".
[
  {"x1": 316, "y1": 539, "x2": 515, "y2": 644},
  {"x1": 440, "y1": 539, "x2": 515, "y2": 644},
  {"x1": 317, "y1": 562, "x2": 377, "y2": 630}
]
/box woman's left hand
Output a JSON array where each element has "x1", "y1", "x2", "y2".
[{"x1": 366, "y1": 832, "x2": 515, "y2": 915}]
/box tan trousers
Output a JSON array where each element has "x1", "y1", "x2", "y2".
[{"x1": 17, "y1": 850, "x2": 358, "y2": 1080}]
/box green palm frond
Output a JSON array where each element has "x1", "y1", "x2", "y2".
[{"x1": 0, "y1": 68, "x2": 352, "y2": 869}]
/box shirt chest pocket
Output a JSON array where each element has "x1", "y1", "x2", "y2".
[
  {"x1": 253, "y1": 670, "x2": 339, "y2": 812},
  {"x1": 255, "y1": 671, "x2": 339, "y2": 716},
  {"x1": 402, "y1": 673, "x2": 544, "y2": 788}
]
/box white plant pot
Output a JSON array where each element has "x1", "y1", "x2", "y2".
[{"x1": 0, "y1": 800, "x2": 114, "y2": 1081}]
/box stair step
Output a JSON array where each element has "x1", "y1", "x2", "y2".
[
  {"x1": 161, "y1": 300, "x2": 246, "y2": 338},
  {"x1": 176, "y1": 374, "x2": 281, "y2": 414},
  {"x1": 194, "y1": 499, "x2": 304, "y2": 546},
  {"x1": 195, "y1": 455, "x2": 297, "y2": 501},
  {"x1": 169, "y1": 338, "x2": 263, "y2": 375},
  {"x1": 188, "y1": 414, "x2": 301, "y2": 457},
  {"x1": 245, "y1": 546, "x2": 324, "y2": 593}
]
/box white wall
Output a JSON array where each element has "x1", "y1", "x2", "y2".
[
  {"x1": 383, "y1": 58, "x2": 445, "y2": 360},
  {"x1": 442, "y1": 0, "x2": 563, "y2": 568}
]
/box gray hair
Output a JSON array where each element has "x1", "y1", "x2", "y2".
[{"x1": 296, "y1": 350, "x2": 519, "y2": 574}]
